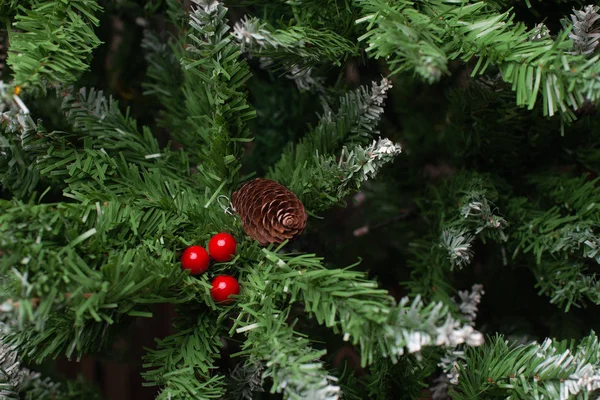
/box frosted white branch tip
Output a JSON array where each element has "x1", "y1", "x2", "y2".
[
  {"x1": 0, "y1": 337, "x2": 61, "y2": 398},
  {"x1": 385, "y1": 296, "x2": 484, "y2": 362},
  {"x1": 233, "y1": 17, "x2": 271, "y2": 49},
  {"x1": 191, "y1": 0, "x2": 220, "y2": 13},
  {"x1": 455, "y1": 284, "x2": 484, "y2": 324},
  {"x1": 569, "y1": 5, "x2": 600, "y2": 55}
]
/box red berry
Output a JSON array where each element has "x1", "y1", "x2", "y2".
[
  {"x1": 181, "y1": 245, "x2": 210, "y2": 275},
  {"x1": 208, "y1": 232, "x2": 237, "y2": 262},
  {"x1": 210, "y1": 275, "x2": 240, "y2": 304}
]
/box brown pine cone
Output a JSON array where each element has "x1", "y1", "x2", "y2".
[{"x1": 231, "y1": 178, "x2": 307, "y2": 245}]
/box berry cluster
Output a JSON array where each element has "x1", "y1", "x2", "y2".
[{"x1": 181, "y1": 232, "x2": 240, "y2": 304}]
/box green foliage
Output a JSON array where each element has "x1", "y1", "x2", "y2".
[
  {"x1": 512, "y1": 175, "x2": 600, "y2": 264},
  {"x1": 0, "y1": 77, "x2": 239, "y2": 363},
  {"x1": 257, "y1": 249, "x2": 394, "y2": 367},
  {"x1": 268, "y1": 79, "x2": 392, "y2": 213},
  {"x1": 228, "y1": 0, "x2": 359, "y2": 35},
  {"x1": 233, "y1": 295, "x2": 339, "y2": 399},
  {"x1": 0, "y1": 107, "x2": 54, "y2": 198},
  {"x1": 60, "y1": 87, "x2": 190, "y2": 181},
  {"x1": 141, "y1": 31, "x2": 189, "y2": 136},
  {"x1": 142, "y1": 311, "x2": 226, "y2": 399},
  {"x1": 0, "y1": 197, "x2": 191, "y2": 359},
  {"x1": 357, "y1": 0, "x2": 600, "y2": 120},
  {"x1": 357, "y1": 0, "x2": 449, "y2": 83},
  {"x1": 407, "y1": 172, "x2": 507, "y2": 301},
  {"x1": 365, "y1": 352, "x2": 439, "y2": 400},
  {"x1": 505, "y1": 174, "x2": 600, "y2": 311},
  {"x1": 532, "y1": 260, "x2": 600, "y2": 312},
  {"x1": 0, "y1": 82, "x2": 191, "y2": 199},
  {"x1": 144, "y1": 0, "x2": 257, "y2": 194},
  {"x1": 7, "y1": 0, "x2": 600, "y2": 398},
  {"x1": 232, "y1": 17, "x2": 357, "y2": 70},
  {"x1": 237, "y1": 249, "x2": 482, "y2": 368},
  {"x1": 451, "y1": 333, "x2": 600, "y2": 399},
  {"x1": 7, "y1": 1, "x2": 102, "y2": 93},
  {"x1": 178, "y1": 0, "x2": 255, "y2": 192}
]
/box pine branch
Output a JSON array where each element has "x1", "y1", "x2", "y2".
[
  {"x1": 0, "y1": 338, "x2": 55, "y2": 399},
  {"x1": 0, "y1": 315, "x2": 100, "y2": 399},
  {"x1": 232, "y1": 17, "x2": 356, "y2": 69},
  {"x1": 268, "y1": 79, "x2": 393, "y2": 213},
  {"x1": 429, "y1": 286, "x2": 484, "y2": 398},
  {"x1": 277, "y1": 78, "x2": 392, "y2": 170},
  {"x1": 60, "y1": 87, "x2": 190, "y2": 180},
  {"x1": 7, "y1": 1, "x2": 102, "y2": 92},
  {"x1": 440, "y1": 229, "x2": 475, "y2": 270},
  {"x1": 141, "y1": 30, "x2": 190, "y2": 135},
  {"x1": 512, "y1": 175, "x2": 600, "y2": 264},
  {"x1": 508, "y1": 174, "x2": 600, "y2": 310},
  {"x1": 0, "y1": 81, "x2": 55, "y2": 198},
  {"x1": 259, "y1": 249, "x2": 394, "y2": 367},
  {"x1": 224, "y1": 361, "x2": 265, "y2": 400},
  {"x1": 281, "y1": 137, "x2": 402, "y2": 214},
  {"x1": 533, "y1": 261, "x2": 600, "y2": 312},
  {"x1": 408, "y1": 174, "x2": 507, "y2": 300},
  {"x1": 452, "y1": 333, "x2": 600, "y2": 399},
  {"x1": 227, "y1": 0, "x2": 360, "y2": 35},
  {"x1": 441, "y1": 185, "x2": 507, "y2": 270},
  {"x1": 180, "y1": 0, "x2": 255, "y2": 191},
  {"x1": 566, "y1": 5, "x2": 600, "y2": 56},
  {"x1": 257, "y1": 249, "x2": 484, "y2": 366},
  {"x1": 237, "y1": 310, "x2": 341, "y2": 400},
  {"x1": 356, "y1": 0, "x2": 449, "y2": 83},
  {"x1": 232, "y1": 269, "x2": 341, "y2": 400},
  {"x1": 357, "y1": 0, "x2": 600, "y2": 120},
  {"x1": 281, "y1": 65, "x2": 326, "y2": 92},
  {"x1": 142, "y1": 311, "x2": 226, "y2": 400},
  {"x1": 226, "y1": 247, "x2": 483, "y2": 399},
  {"x1": 1, "y1": 82, "x2": 191, "y2": 199},
  {"x1": 332, "y1": 138, "x2": 403, "y2": 197},
  {"x1": 0, "y1": 186, "x2": 224, "y2": 359},
  {"x1": 454, "y1": 284, "x2": 484, "y2": 324}
]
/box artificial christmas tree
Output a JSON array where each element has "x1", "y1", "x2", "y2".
[{"x1": 2, "y1": 0, "x2": 600, "y2": 399}]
